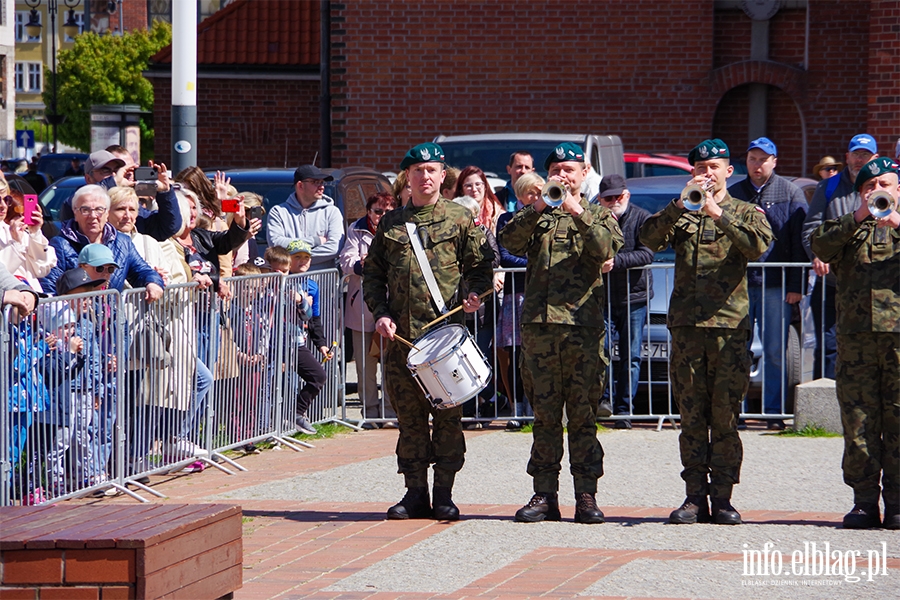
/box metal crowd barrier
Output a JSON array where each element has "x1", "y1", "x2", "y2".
[
  {"x1": 1, "y1": 269, "x2": 346, "y2": 506},
  {"x1": 337, "y1": 263, "x2": 826, "y2": 430},
  {"x1": 0, "y1": 261, "x2": 834, "y2": 506}
]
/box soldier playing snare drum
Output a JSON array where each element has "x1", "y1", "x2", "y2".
[{"x1": 363, "y1": 143, "x2": 494, "y2": 521}]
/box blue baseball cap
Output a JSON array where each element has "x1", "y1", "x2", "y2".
[
  {"x1": 848, "y1": 134, "x2": 877, "y2": 153},
  {"x1": 748, "y1": 137, "x2": 777, "y2": 156},
  {"x1": 77, "y1": 243, "x2": 119, "y2": 268}
]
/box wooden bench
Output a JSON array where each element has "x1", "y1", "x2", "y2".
[{"x1": 0, "y1": 504, "x2": 242, "y2": 599}]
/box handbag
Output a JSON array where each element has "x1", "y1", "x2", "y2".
[{"x1": 128, "y1": 312, "x2": 172, "y2": 370}]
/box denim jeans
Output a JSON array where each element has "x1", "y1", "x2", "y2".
[
  {"x1": 178, "y1": 358, "x2": 214, "y2": 442},
  {"x1": 607, "y1": 303, "x2": 648, "y2": 415},
  {"x1": 748, "y1": 285, "x2": 792, "y2": 415}
]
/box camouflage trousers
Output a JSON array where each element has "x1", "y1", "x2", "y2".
[
  {"x1": 521, "y1": 324, "x2": 605, "y2": 494},
  {"x1": 836, "y1": 332, "x2": 900, "y2": 506},
  {"x1": 669, "y1": 327, "x2": 750, "y2": 499},
  {"x1": 382, "y1": 338, "x2": 465, "y2": 489}
]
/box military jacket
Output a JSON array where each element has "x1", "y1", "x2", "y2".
[
  {"x1": 810, "y1": 212, "x2": 900, "y2": 334},
  {"x1": 639, "y1": 194, "x2": 773, "y2": 330},
  {"x1": 363, "y1": 199, "x2": 494, "y2": 340},
  {"x1": 497, "y1": 197, "x2": 623, "y2": 329}
]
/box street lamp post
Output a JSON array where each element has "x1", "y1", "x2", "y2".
[{"x1": 25, "y1": 0, "x2": 81, "y2": 152}]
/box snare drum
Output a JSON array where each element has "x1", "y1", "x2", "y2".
[{"x1": 406, "y1": 324, "x2": 492, "y2": 409}]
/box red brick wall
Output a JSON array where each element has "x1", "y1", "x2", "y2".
[
  {"x1": 328, "y1": 0, "x2": 881, "y2": 177},
  {"x1": 153, "y1": 77, "x2": 321, "y2": 169}
]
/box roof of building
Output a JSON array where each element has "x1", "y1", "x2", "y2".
[{"x1": 152, "y1": 0, "x2": 319, "y2": 66}]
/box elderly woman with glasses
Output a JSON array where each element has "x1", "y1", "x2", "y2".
[
  {"x1": 39, "y1": 184, "x2": 165, "y2": 299},
  {"x1": 339, "y1": 191, "x2": 399, "y2": 428},
  {"x1": 0, "y1": 191, "x2": 57, "y2": 293}
]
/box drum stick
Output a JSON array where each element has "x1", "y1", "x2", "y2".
[
  {"x1": 422, "y1": 289, "x2": 495, "y2": 331},
  {"x1": 393, "y1": 334, "x2": 419, "y2": 352}
]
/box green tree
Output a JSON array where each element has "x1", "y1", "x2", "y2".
[{"x1": 46, "y1": 21, "x2": 171, "y2": 157}]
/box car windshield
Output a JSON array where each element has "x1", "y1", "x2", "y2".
[{"x1": 439, "y1": 140, "x2": 565, "y2": 179}]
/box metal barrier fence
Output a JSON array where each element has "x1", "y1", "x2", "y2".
[
  {"x1": 339, "y1": 263, "x2": 824, "y2": 430},
  {"x1": 1, "y1": 269, "x2": 345, "y2": 506},
  {"x1": 2, "y1": 262, "x2": 832, "y2": 505}
]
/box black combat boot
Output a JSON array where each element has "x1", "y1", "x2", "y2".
[
  {"x1": 574, "y1": 492, "x2": 605, "y2": 524},
  {"x1": 432, "y1": 486, "x2": 460, "y2": 521},
  {"x1": 842, "y1": 503, "x2": 881, "y2": 529},
  {"x1": 514, "y1": 493, "x2": 561, "y2": 522},
  {"x1": 386, "y1": 487, "x2": 432, "y2": 520},
  {"x1": 711, "y1": 498, "x2": 742, "y2": 525},
  {"x1": 669, "y1": 496, "x2": 710, "y2": 524},
  {"x1": 883, "y1": 505, "x2": 900, "y2": 530}
]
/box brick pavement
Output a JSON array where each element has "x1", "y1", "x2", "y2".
[{"x1": 73, "y1": 426, "x2": 898, "y2": 599}]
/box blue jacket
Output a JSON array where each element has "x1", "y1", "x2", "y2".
[
  {"x1": 7, "y1": 320, "x2": 51, "y2": 413},
  {"x1": 728, "y1": 173, "x2": 808, "y2": 294},
  {"x1": 40, "y1": 221, "x2": 165, "y2": 296}
]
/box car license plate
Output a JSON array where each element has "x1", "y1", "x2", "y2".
[{"x1": 610, "y1": 342, "x2": 669, "y2": 359}]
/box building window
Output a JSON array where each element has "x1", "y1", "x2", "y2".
[
  {"x1": 64, "y1": 13, "x2": 85, "y2": 42},
  {"x1": 28, "y1": 64, "x2": 42, "y2": 93},
  {"x1": 148, "y1": 0, "x2": 172, "y2": 24},
  {"x1": 16, "y1": 62, "x2": 42, "y2": 93},
  {"x1": 16, "y1": 11, "x2": 42, "y2": 43},
  {"x1": 15, "y1": 63, "x2": 24, "y2": 92}
]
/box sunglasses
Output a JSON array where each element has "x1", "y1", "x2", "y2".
[
  {"x1": 369, "y1": 208, "x2": 387, "y2": 215},
  {"x1": 90, "y1": 265, "x2": 117, "y2": 274},
  {"x1": 2, "y1": 195, "x2": 12, "y2": 207}
]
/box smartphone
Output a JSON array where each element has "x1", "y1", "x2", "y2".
[
  {"x1": 133, "y1": 166, "x2": 159, "y2": 197},
  {"x1": 246, "y1": 205, "x2": 264, "y2": 222},
  {"x1": 133, "y1": 166, "x2": 158, "y2": 181},
  {"x1": 221, "y1": 197, "x2": 242, "y2": 213},
  {"x1": 23, "y1": 195, "x2": 39, "y2": 226}
]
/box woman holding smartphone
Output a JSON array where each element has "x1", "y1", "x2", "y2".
[{"x1": 0, "y1": 191, "x2": 57, "y2": 293}]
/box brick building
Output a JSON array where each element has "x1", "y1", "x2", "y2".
[{"x1": 150, "y1": 0, "x2": 899, "y2": 177}]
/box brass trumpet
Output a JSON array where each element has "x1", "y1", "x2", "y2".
[
  {"x1": 541, "y1": 180, "x2": 567, "y2": 207},
  {"x1": 680, "y1": 177, "x2": 714, "y2": 211},
  {"x1": 867, "y1": 190, "x2": 898, "y2": 219}
]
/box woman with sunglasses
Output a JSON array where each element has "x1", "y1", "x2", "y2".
[
  {"x1": 0, "y1": 191, "x2": 57, "y2": 294},
  {"x1": 339, "y1": 191, "x2": 399, "y2": 428}
]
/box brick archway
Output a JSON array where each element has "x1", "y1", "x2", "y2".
[{"x1": 710, "y1": 60, "x2": 808, "y2": 110}]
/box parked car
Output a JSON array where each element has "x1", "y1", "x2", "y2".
[
  {"x1": 624, "y1": 153, "x2": 692, "y2": 179},
  {"x1": 609, "y1": 175, "x2": 812, "y2": 415},
  {"x1": 434, "y1": 133, "x2": 626, "y2": 182},
  {"x1": 36, "y1": 153, "x2": 88, "y2": 183}
]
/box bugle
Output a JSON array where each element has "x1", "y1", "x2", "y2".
[
  {"x1": 867, "y1": 190, "x2": 898, "y2": 219},
  {"x1": 541, "y1": 181, "x2": 567, "y2": 207},
  {"x1": 680, "y1": 177, "x2": 714, "y2": 211}
]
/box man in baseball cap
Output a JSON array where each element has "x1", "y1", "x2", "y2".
[
  {"x1": 77, "y1": 243, "x2": 120, "y2": 288},
  {"x1": 83, "y1": 150, "x2": 126, "y2": 188},
  {"x1": 801, "y1": 133, "x2": 879, "y2": 382},
  {"x1": 267, "y1": 165, "x2": 344, "y2": 269}
]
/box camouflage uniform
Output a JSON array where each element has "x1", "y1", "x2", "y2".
[
  {"x1": 499, "y1": 197, "x2": 623, "y2": 493},
  {"x1": 363, "y1": 199, "x2": 493, "y2": 488},
  {"x1": 640, "y1": 194, "x2": 772, "y2": 498},
  {"x1": 810, "y1": 212, "x2": 900, "y2": 507}
]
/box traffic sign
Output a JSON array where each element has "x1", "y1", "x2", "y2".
[{"x1": 16, "y1": 130, "x2": 35, "y2": 149}]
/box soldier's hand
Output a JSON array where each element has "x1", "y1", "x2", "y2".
[
  {"x1": 812, "y1": 257, "x2": 829, "y2": 277},
  {"x1": 876, "y1": 210, "x2": 900, "y2": 229},
  {"x1": 462, "y1": 292, "x2": 482, "y2": 313},
  {"x1": 601, "y1": 258, "x2": 615, "y2": 274},
  {"x1": 375, "y1": 316, "x2": 396, "y2": 340}
]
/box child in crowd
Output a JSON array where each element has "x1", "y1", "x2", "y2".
[
  {"x1": 229, "y1": 261, "x2": 277, "y2": 450},
  {"x1": 266, "y1": 243, "x2": 328, "y2": 435},
  {"x1": 6, "y1": 281, "x2": 50, "y2": 504},
  {"x1": 37, "y1": 267, "x2": 106, "y2": 496}
]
